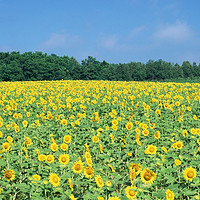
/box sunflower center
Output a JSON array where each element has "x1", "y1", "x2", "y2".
[
  {"x1": 177, "y1": 144, "x2": 181, "y2": 148},
  {"x1": 47, "y1": 157, "x2": 52, "y2": 161},
  {"x1": 4, "y1": 144, "x2": 9, "y2": 149},
  {"x1": 135, "y1": 166, "x2": 139, "y2": 172},
  {"x1": 144, "y1": 172, "x2": 151, "y2": 181},
  {"x1": 187, "y1": 171, "x2": 194, "y2": 178},
  {"x1": 98, "y1": 178, "x2": 103, "y2": 184},
  {"x1": 149, "y1": 147, "x2": 154, "y2": 152},
  {"x1": 53, "y1": 146, "x2": 57, "y2": 150},
  {"x1": 129, "y1": 190, "x2": 136, "y2": 196},
  {"x1": 41, "y1": 156, "x2": 45, "y2": 160},
  {"x1": 86, "y1": 155, "x2": 90, "y2": 159},
  {"x1": 130, "y1": 171, "x2": 136, "y2": 180},
  {"x1": 75, "y1": 164, "x2": 81, "y2": 170},
  {"x1": 86, "y1": 168, "x2": 93, "y2": 175},
  {"x1": 53, "y1": 177, "x2": 58, "y2": 183},
  {"x1": 5, "y1": 171, "x2": 12, "y2": 179},
  {"x1": 61, "y1": 157, "x2": 66, "y2": 162},
  {"x1": 168, "y1": 193, "x2": 172, "y2": 198}
]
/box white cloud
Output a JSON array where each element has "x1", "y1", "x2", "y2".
[
  {"x1": 98, "y1": 35, "x2": 118, "y2": 49},
  {"x1": 153, "y1": 21, "x2": 193, "y2": 42},
  {"x1": 39, "y1": 33, "x2": 82, "y2": 50},
  {"x1": 128, "y1": 25, "x2": 145, "y2": 40},
  {"x1": 98, "y1": 35, "x2": 130, "y2": 51}
]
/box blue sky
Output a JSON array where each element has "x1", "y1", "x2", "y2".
[{"x1": 0, "y1": 0, "x2": 200, "y2": 64}]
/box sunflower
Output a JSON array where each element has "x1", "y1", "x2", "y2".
[
  {"x1": 50, "y1": 143, "x2": 58, "y2": 152},
  {"x1": 106, "y1": 181, "x2": 112, "y2": 187},
  {"x1": 60, "y1": 143, "x2": 68, "y2": 151},
  {"x1": 108, "y1": 164, "x2": 115, "y2": 172},
  {"x1": 59, "y1": 154, "x2": 70, "y2": 165},
  {"x1": 61, "y1": 119, "x2": 68, "y2": 125},
  {"x1": 135, "y1": 128, "x2": 140, "y2": 134},
  {"x1": 128, "y1": 152, "x2": 132, "y2": 156},
  {"x1": 108, "y1": 197, "x2": 121, "y2": 200},
  {"x1": 13, "y1": 113, "x2": 18, "y2": 119},
  {"x1": 112, "y1": 125, "x2": 118, "y2": 131},
  {"x1": 72, "y1": 160, "x2": 84, "y2": 174},
  {"x1": 68, "y1": 178, "x2": 73, "y2": 191},
  {"x1": 25, "y1": 136, "x2": 32, "y2": 147},
  {"x1": 155, "y1": 109, "x2": 161, "y2": 115},
  {"x1": 161, "y1": 146, "x2": 167, "y2": 153},
  {"x1": 84, "y1": 166, "x2": 94, "y2": 178},
  {"x1": 49, "y1": 173, "x2": 60, "y2": 187},
  {"x1": 95, "y1": 175, "x2": 104, "y2": 188},
  {"x1": 175, "y1": 141, "x2": 183, "y2": 149},
  {"x1": 38, "y1": 154, "x2": 46, "y2": 162},
  {"x1": 105, "y1": 126, "x2": 109, "y2": 130},
  {"x1": 142, "y1": 123, "x2": 148, "y2": 129},
  {"x1": 22, "y1": 120, "x2": 28, "y2": 127},
  {"x1": 32, "y1": 174, "x2": 41, "y2": 183},
  {"x1": 144, "y1": 145, "x2": 157, "y2": 155},
  {"x1": 97, "y1": 197, "x2": 104, "y2": 200},
  {"x1": 84, "y1": 151, "x2": 92, "y2": 160},
  {"x1": 63, "y1": 135, "x2": 71, "y2": 143},
  {"x1": 182, "y1": 130, "x2": 188, "y2": 137},
  {"x1": 69, "y1": 194, "x2": 77, "y2": 200},
  {"x1": 183, "y1": 167, "x2": 196, "y2": 181},
  {"x1": 165, "y1": 189, "x2": 174, "y2": 200},
  {"x1": 15, "y1": 126, "x2": 20, "y2": 133},
  {"x1": 154, "y1": 131, "x2": 160, "y2": 139},
  {"x1": 32, "y1": 174, "x2": 41, "y2": 181},
  {"x1": 84, "y1": 143, "x2": 90, "y2": 152},
  {"x1": 99, "y1": 143, "x2": 104, "y2": 153},
  {"x1": 125, "y1": 185, "x2": 138, "y2": 199},
  {"x1": 7, "y1": 136, "x2": 13, "y2": 143},
  {"x1": 112, "y1": 119, "x2": 118, "y2": 126},
  {"x1": 4, "y1": 169, "x2": 15, "y2": 181},
  {"x1": 126, "y1": 122, "x2": 133, "y2": 131},
  {"x1": 172, "y1": 141, "x2": 183, "y2": 150},
  {"x1": 110, "y1": 134, "x2": 114, "y2": 143},
  {"x1": 2, "y1": 142, "x2": 10, "y2": 152},
  {"x1": 92, "y1": 135, "x2": 100, "y2": 143},
  {"x1": 130, "y1": 170, "x2": 136, "y2": 184},
  {"x1": 196, "y1": 128, "x2": 200, "y2": 136},
  {"x1": 129, "y1": 163, "x2": 142, "y2": 175},
  {"x1": 136, "y1": 137, "x2": 141, "y2": 146},
  {"x1": 11, "y1": 123, "x2": 17, "y2": 128},
  {"x1": 174, "y1": 159, "x2": 181, "y2": 166},
  {"x1": 142, "y1": 129, "x2": 149, "y2": 136},
  {"x1": 84, "y1": 152, "x2": 93, "y2": 166},
  {"x1": 190, "y1": 128, "x2": 196, "y2": 135},
  {"x1": 141, "y1": 168, "x2": 156, "y2": 184},
  {"x1": 97, "y1": 128, "x2": 104, "y2": 134},
  {"x1": 46, "y1": 155, "x2": 55, "y2": 164}
]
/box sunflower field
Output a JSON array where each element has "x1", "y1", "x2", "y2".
[{"x1": 0, "y1": 80, "x2": 200, "y2": 200}]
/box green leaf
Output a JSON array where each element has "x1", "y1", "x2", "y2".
[
  {"x1": 184, "y1": 190, "x2": 197, "y2": 196},
  {"x1": 15, "y1": 183, "x2": 30, "y2": 193}
]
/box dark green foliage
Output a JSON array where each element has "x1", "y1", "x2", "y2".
[{"x1": 0, "y1": 51, "x2": 200, "y2": 82}]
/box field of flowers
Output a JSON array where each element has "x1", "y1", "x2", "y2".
[{"x1": 0, "y1": 80, "x2": 200, "y2": 200}]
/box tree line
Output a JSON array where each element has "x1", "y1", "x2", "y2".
[{"x1": 0, "y1": 51, "x2": 200, "y2": 82}]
